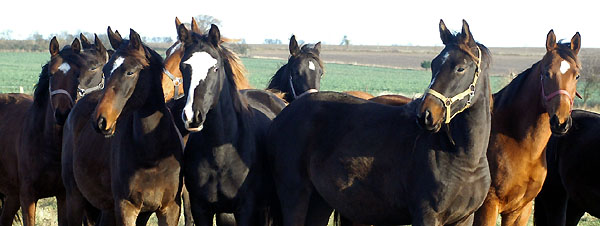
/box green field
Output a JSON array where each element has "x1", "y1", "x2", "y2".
[{"x1": 2, "y1": 52, "x2": 599, "y2": 225}]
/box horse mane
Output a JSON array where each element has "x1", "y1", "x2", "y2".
[
  {"x1": 33, "y1": 46, "x2": 84, "y2": 107},
  {"x1": 218, "y1": 45, "x2": 250, "y2": 112},
  {"x1": 556, "y1": 42, "x2": 581, "y2": 69},
  {"x1": 219, "y1": 46, "x2": 251, "y2": 90}
]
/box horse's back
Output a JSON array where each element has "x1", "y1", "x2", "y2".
[
  {"x1": 0, "y1": 93, "x2": 33, "y2": 194},
  {"x1": 241, "y1": 89, "x2": 286, "y2": 120}
]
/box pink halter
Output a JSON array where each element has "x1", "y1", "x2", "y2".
[{"x1": 540, "y1": 74, "x2": 578, "y2": 111}]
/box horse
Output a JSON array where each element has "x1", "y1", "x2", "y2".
[
  {"x1": 266, "y1": 35, "x2": 323, "y2": 103},
  {"x1": 92, "y1": 28, "x2": 183, "y2": 225},
  {"x1": 267, "y1": 19, "x2": 492, "y2": 226},
  {"x1": 177, "y1": 23, "x2": 285, "y2": 226},
  {"x1": 62, "y1": 25, "x2": 188, "y2": 225},
  {"x1": 534, "y1": 109, "x2": 600, "y2": 226},
  {"x1": 0, "y1": 93, "x2": 32, "y2": 226},
  {"x1": 12, "y1": 35, "x2": 110, "y2": 225},
  {"x1": 473, "y1": 30, "x2": 581, "y2": 226}
]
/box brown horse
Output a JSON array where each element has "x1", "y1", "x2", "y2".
[
  {"x1": 92, "y1": 29, "x2": 183, "y2": 225},
  {"x1": 62, "y1": 24, "x2": 188, "y2": 225},
  {"x1": 15, "y1": 36, "x2": 110, "y2": 226},
  {"x1": 0, "y1": 93, "x2": 32, "y2": 226},
  {"x1": 473, "y1": 30, "x2": 581, "y2": 226}
]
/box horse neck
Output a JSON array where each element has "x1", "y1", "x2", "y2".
[
  {"x1": 202, "y1": 76, "x2": 248, "y2": 146},
  {"x1": 27, "y1": 95, "x2": 63, "y2": 153},
  {"x1": 269, "y1": 64, "x2": 293, "y2": 102},
  {"x1": 448, "y1": 73, "x2": 492, "y2": 159},
  {"x1": 493, "y1": 62, "x2": 551, "y2": 159}
]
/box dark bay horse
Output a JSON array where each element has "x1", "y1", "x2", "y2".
[
  {"x1": 0, "y1": 93, "x2": 32, "y2": 226},
  {"x1": 267, "y1": 19, "x2": 492, "y2": 226},
  {"x1": 15, "y1": 36, "x2": 109, "y2": 226},
  {"x1": 534, "y1": 109, "x2": 600, "y2": 226},
  {"x1": 177, "y1": 24, "x2": 285, "y2": 226},
  {"x1": 266, "y1": 35, "x2": 323, "y2": 103},
  {"x1": 92, "y1": 29, "x2": 183, "y2": 225},
  {"x1": 62, "y1": 27, "x2": 186, "y2": 225},
  {"x1": 473, "y1": 30, "x2": 581, "y2": 226}
]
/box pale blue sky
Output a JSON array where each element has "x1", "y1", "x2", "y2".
[{"x1": 1, "y1": 0, "x2": 597, "y2": 47}]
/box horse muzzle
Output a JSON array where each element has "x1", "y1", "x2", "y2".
[
  {"x1": 550, "y1": 114, "x2": 572, "y2": 136},
  {"x1": 94, "y1": 115, "x2": 116, "y2": 137},
  {"x1": 182, "y1": 111, "x2": 204, "y2": 132}
]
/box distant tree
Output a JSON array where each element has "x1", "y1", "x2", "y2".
[
  {"x1": 193, "y1": 15, "x2": 222, "y2": 33},
  {"x1": 264, "y1": 39, "x2": 282, "y2": 45},
  {"x1": 0, "y1": 30, "x2": 12, "y2": 40},
  {"x1": 420, "y1": 60, "x2": 432, "y2": 70},
  {"x1": 340, "y1": 35, "x2": 350, "y2": 47},
  {"x1": 228, "y1": 39, "x2": 249, "y2": 56},
  {"x1": 580, "y1": 56, "x2": 600, "y2": 106}
]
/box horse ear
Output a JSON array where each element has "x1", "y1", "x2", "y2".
[
  {"x1": 192, "y1": 18, "x2": 202, "y2": 34},
  {"x1": 49, "y1": 36, "x2": 59, "y2": 57},
  {"x1": 546, "y1": 29, "x2": 557, "y2": 52},
  {"x1": 570, "y1": 32, "x2": 581, "y2": 55},
  {"x1": 129, "y1": 29, "x2": 144, "y2": 52},
  {"x1": 439, "y1": 19, "x2": 452, "y2": 45},
  {"x1": 313, "y1": 42, "x2": 321, "y2": 55},
  {"x1": 94, "y1": 34, "x2": 107, "y2": 56},
  {"x1": 178, "y1": 24, "x2": 191, "y2": 44},
  {"x1": 460, "y1": 19, "x2": 475, "y2": 46},
  {"x1": 71, "y1": 38, "x2": 81, "y2": 54},
  {"x1": 80, "y1": 33, "x2": 92, "y2": 49},
  {"x1": 208, "y1": 24, "x2": 220, "y2": 46},
  {"x1": 175, "y1": 17, "x2": 182, "y2": 30},
  {"x1": 289, "y1": 35, "x2": 299, "y2": 56},
  {"x1": 107, "y1": 26, "x2": 123, "y2": 49}
]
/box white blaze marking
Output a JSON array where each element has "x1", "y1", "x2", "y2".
[
  {"x1": 560, "y1": 60, "x2": 570, "y2": 74},
  {"x1": 167, "y1": 42, "x2": 181, "y2": 57},
  {"x1": 58, "y1": 63, "x2": 71, "y2": 74},
  {"x1": 182, "y1": 52, "x2": 217, "y2": 124},
  {"x1": 308, "y1": 61, "x2": 315, "y2": 70},
  {"x1": 441, "y1": 52, "x2": 449, "y2": 65},
  {"x1": 111, "y1": 57, "x2": 125, "y2": 75}
]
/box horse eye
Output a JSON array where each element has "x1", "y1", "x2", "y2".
[
  {"x1": 457, "y1": 67, "x2": 465, "y2": 73},
  {"x1": 576, "y1": 74, "x2": 580, "y2": 80},
  {"x1": 545, "y1": 72, "x2": 551, "y2": 78},
  {"x1": 126, "y1": 71, "x2": 134, "y2": 76}
]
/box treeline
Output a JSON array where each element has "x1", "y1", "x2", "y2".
[{"x1": 0, "y1": 31, "x2": 172, "y2": 52}]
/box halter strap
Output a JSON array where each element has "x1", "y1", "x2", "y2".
[
  {"x1": 425, "y1": 46, "x2": 482, "y2": 124},
  {"x1": 77, "y1": 75, "x2": 105, "y2": 99},
  {"x1": 164, "y1": 68, "x2": 184, "y2": 100},
  {"x1": 288, "y1": 75, "x2": 318, "y2": 99},
  {"x1": 540, "y1": 74, "x2": 575, "y2": 111},
  {"x1": 48, "y1": 82, "x2": 75, "y2": 107}
]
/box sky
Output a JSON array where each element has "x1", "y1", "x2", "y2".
[{"x1": 1, "y1": 0, "x2": 598, "y2": 47}]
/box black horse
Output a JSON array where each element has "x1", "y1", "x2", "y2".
[
  {"x1": 266, "y1": 35, "x2": 323, "y2": 103},
  {"x1": 534, "y1": 109, "x2": 600, "y2": 226},
  {"x1": 177, "y1": 23, "x2": 285, "y2": 226},
  {"x1": 267, "y1": 19, "x2": 492, "y2": 226}
]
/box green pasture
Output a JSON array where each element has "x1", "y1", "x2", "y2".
[{"x1": 1, "y1": 52, "x2": 599, "y2": 225}]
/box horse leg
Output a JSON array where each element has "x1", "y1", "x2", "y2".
[
  {"x1": 0, "y1": 195, "x2": 20, "y2": 226},
  {"x1": 135, "y1": 211, "x2": 152, "y2": 226},
  {"x1": 99, "y1": 210, "x2": 116, "y2": 226},
  {"x1": 19, "y1": 193, "x2": 37, "y2": 226},
  {"x1": 278, "y1": 184, "x2": 312, "y2": 226},
  {"x1": 473, "y1": 196, "x2": 499, "y2": 226},
  {"x1": 115, "y1": 200, "x2": 140, "y2": 226},
  {"x1": 500, "y1": 201, "x2": 533, "y2": 226},
  {"x1": 564, "y1": 200, "x2": 585, "y2": 226},
  {"x1": 234, "y1": 195, "x2": 259, "y2": 226},
  {"x1": 189, "y1": 201, "x2": 213, "y2": 226},
  {"x1": 446, "y1": 213, "x2": 474, "y2": 226},
  {"x1": 156, "y1": 199, "x2": 181, "y2": 226},
  {"x1": 182, "y1": 185, "x2": 195, "y2": 226},
  {"x1": 65, "y1": 186, "x2": 89, "y2": 226},
  {"x1": 305, "y1": 192, "x2": 333, "y2": 226},
  {"x1": 533, "y1": 180, "x2": 568, "y2": 226},
  {"x1": 216, "y1": 213, "x2": 236, "y2": 226},
  {"x1": 57, "y1": 193, "x2": 68, "y2": 226}
]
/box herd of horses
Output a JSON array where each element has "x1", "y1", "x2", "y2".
[{"x1": 0, "y1": 17, "x2": 596, "y2": 226}]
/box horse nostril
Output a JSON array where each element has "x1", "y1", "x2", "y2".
[
  {"x1": 97, "y1": 116, "x2": 107, "y2": 131},
  {"x1": 550, "y1": 115, "x2": 560, "y2": 127},
  {"x1": 425, "y1": 110, "x2": 433, "y2": 126}
]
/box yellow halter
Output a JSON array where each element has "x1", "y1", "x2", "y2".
[{"x1": 426, "y1": 46, "x2": 482, "y2": 124}]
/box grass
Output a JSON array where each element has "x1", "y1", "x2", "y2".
[{"x1": 2, "y1": 52, "x2": 599, "y2": 225}]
